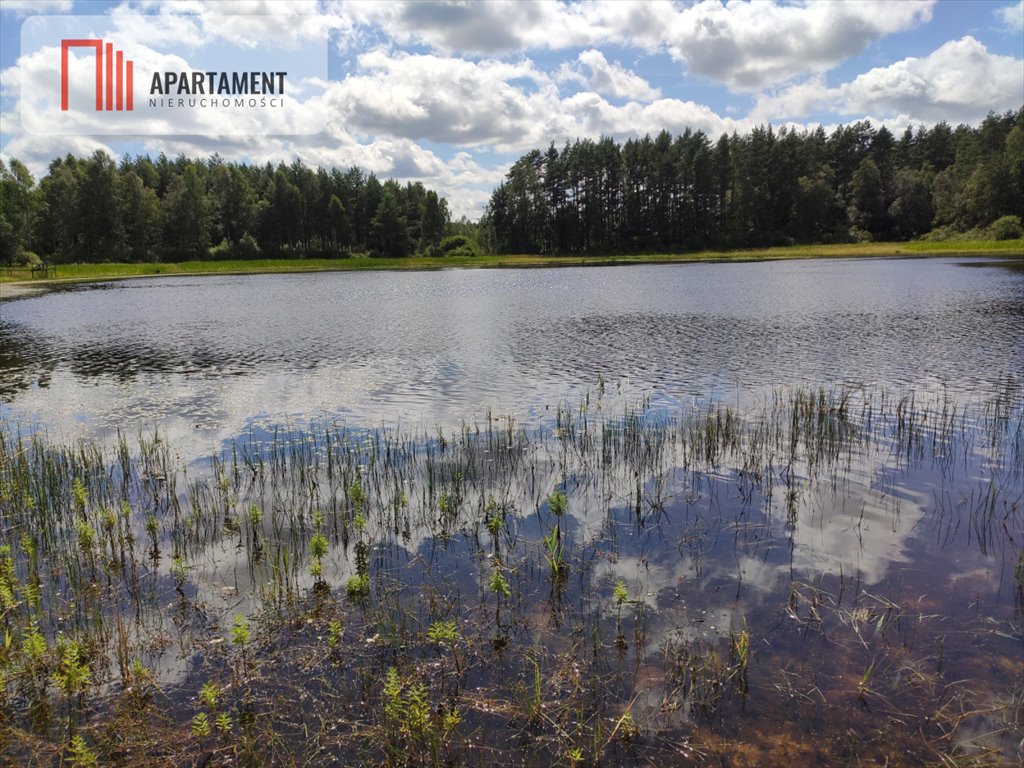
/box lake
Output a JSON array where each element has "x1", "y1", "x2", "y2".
[
  {"x1": 1, "y1": 256, "x2": 1022, "y2": 766},
  {"x1": 2, "y1": 256, "x2": 1022, "y2": 450}
]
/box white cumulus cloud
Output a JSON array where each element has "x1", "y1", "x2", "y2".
[
  {"x1": 995, "y1": 0, "x2": 1024, "y2": 31},
  {"x1": 327, "y1": 0, "x2": 678, "y2": 55},
  {"x1": 108, "y1": 0, "x2": 345, "y2": 48},
  {"x1": 324, "y1": 49, "x2": 565, "y2": 151},
  {"x1": 0, "y1": 1, "x2": 74, "y2": 14},
  {"x1": 666, "y1": 0, "x2": 934, "y2": 92},
  {"x1": 558, "y1": 49, "x2": 661, "y2": 101},
  {"x1": 838, "y1": 36, "x2": 1024, "y2": 123},
  {"x1": 749, "y1": 77, "x2": 831, "y2": 122},
  {"x1": 749, "y1": 37, "x2": 1024, "y2": 125},
  {"x1": 323, "y1": 47, "x2": 748, "y2": 154}
]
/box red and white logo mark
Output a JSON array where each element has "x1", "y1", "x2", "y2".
[{"x1": 60, "y1": 38, "x2": 133, "y2": 111}]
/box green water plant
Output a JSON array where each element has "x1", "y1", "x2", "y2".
[
  {"x1": 730, "y1": 618, "x2": 751, "y2": 695},
  {"x1": 543, "y1": 488, "x2": 569, "y2": 579},
  {"x1": 199, "y1": 680, "x2": 219, "y2": 709},
  {"x1": 346, "y1": 573, "x2": 370, "y2": 600},
  {"x1": 382, "y1": 666, "x2": 461, "y2": 765},
  {"x1": 216, "y1": 711, "x2": 233, "y2": 734},
  {"x1": 543, "y1": 528, "x2": 565, "y2": 579},
  {"x1": 66, "y1": 734, "x2": 99, "y2": 768},
  {"x1": 192, "y1": 711, "x2": 211, "y2": 738},
  {"x1": 613, "y1": 579, "x2": 630, "y2": 650},
  {"x1": 427, "y1": 619, "x2": 464, "y2": 684},
  {"x1": 489, "y1": 566, "x2": 511, "y2": 599},
  {"x1": 327, "y1": 619, "x2": 343, "y2": 648},
  {"x1": 0, "y1": 545, "x2": 18, "y2": 614},
  {"x1": 547, "y1": 489, "x2": 568, "y2": 517},
  {"x1": 231, "y1": 615, "x2": 250, "y2": 646},
  {"x1": 52, "y1": 637, "x2": 90, "y2": 699}
]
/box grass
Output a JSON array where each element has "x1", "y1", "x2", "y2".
[{"x1": 1, "y1": 239, "x2": 1021, "y2": 286}]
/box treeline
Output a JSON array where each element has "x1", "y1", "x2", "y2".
[
  {"x1": 0, "y1": 152, "x2": 458, "y2": 264},
  {"x1": 483, "y1": 109, "x2": 1024, "y2": 254}
]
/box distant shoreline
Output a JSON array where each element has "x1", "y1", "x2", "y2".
[{"x1": 2, "y1": 240, "x2": 1021, "y2": 295}]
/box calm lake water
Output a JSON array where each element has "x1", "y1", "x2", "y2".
[
  {"x1": 1, "y1": 256, "x2": 1023, "y2": 764},
  {"x1": 2, "y1": 256, "x2": 1022, "y2": 451}
]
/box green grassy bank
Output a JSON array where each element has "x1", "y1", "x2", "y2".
[{"x1": 2, "y1": 239, "x2": 1021, "y2": 286}]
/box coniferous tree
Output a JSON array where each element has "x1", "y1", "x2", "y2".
[
  {"x1": 0, "y1": 160, "x2": 36, "y2": 264},
  {"x1": 420, "y1": 190, "x2": 447, "y2": 252},
  {"x1": 370, "y1": 186, "x2": 411, "y2": 258},
  {"x1": 78, "y1": 150, "x2": 126, "y2": 261},
  {"x1": 484, "y1": 109, "x2": 1023, "y2": 253},
  {"x1": 328, "y1": 194, "x2": 350, "y2": 252},
  {"x1": 162, "y1": 165, "x2": 210, "y2": 260},
  {"x1": 119, "y1": 171, "x2": 162, "y2": 262}
]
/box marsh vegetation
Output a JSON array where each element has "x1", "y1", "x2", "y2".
[{"x1": 1, "y1": 382, "x2": 1021, "y2": 766}]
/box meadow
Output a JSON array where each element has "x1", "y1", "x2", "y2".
[{"x1": 2, "y1": 240, "x2": 1021, "y2": 287}]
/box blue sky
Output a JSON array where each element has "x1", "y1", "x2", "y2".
[{"x1": 1, "y1": 0, "x2": 1022, "y2": 218}]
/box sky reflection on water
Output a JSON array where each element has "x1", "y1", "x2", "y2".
[{"x1": 2, "y1": 257, "x2": 1021, "y2": 458}]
